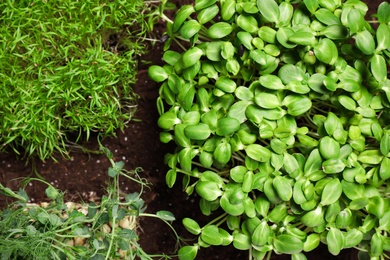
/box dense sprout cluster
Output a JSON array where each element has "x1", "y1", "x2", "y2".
[
  {"x1": 150, "y1": 0, "x2": 390, "y2": 259},
  {"x1": 0, "y1": 0, "x2": 157, "y2": 159}
]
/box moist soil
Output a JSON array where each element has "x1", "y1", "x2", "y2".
[{"x1": 0, "y1": 1, "x2": 384, "y2": 259}]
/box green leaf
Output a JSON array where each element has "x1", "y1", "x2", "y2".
[
  {"x1": 182, "y1": 47, "x2": 203, "y2": 69},
  {"x1": 276, "y1": 27, "x2": 296, "y2": 48},
  {"x1": 237, "y1": 14, "x2": 258, "y2": 34},
  {"x1": 213, "y1": 141, "x2": 232, "y2": 165},
  {"x1": 237, "y1": 31, "x2": 254, "y2": 50},
  {"x1": 278, "y1": 64, "x2": 304, "y2": 83},
  {"x1": 268, "y1": 203, "x2": 288, "y2": 223},
  {"x1": 258, "y1": 26, "x2": 277, "y2": 43},
  {"x1": 314, "y1": 38, "x2": 338, "y2": 64},
  {"x1": 380, "y1": 133, "x2": 390, "y2": 156},
  {"x1": 303, "y1": 233, "x2": 320, "y2": 252},
  {"x1": 376, "y1": 24, "x2": 390, "y2": 51},
  {"x1": 274, "y1": 234, "x2": 304, "y2": 254},
  {"x1": 327, "y1": 227, "x2": 344, "y2": 256},
  {"x1": 233, "y1": 232, "x2": 251, "y2": 250},
  {"x1": 377, "y1": 2, "x2": 390, "y2": 24},
  {"x1": 344, "y1": 229, "x2": 363, "y2": 248},
  {"x1": 215, "y1": 76, "x2": 237, "y2": 93},
  {"x1": 180, "y1": 20, "x2": 201, "y2": 39},
  {"x1": 252, "y1": 220, "x2": 272, "y2": 246},
  {"x1": 366, "y1": 196, "x2": 386, "y2": 218},
  {"x1": 216, "y1": 117, "x2": 240, "y2": 136},
  {"x1": 370, "y1": 54, "x2": 387, "y2": 83},
  {"x1": 303, "y1": 0, "x2": 319, "y2": 14},
  {"x1": 346, "y1": 8, "x2": 365, "y2": 34},
  {"x1": 257, "y1": 0, "x2": 280, "y2": 23},
  {"x1": 166, "y1": 169, "x2": 177, "y2": 188},
  {"x1": 157, "y1": 210, "x2": 175, "y2": 221},
  {"x1": 148, "y1": 65, "x2": 168, "y2": 82},
  {"x1": 319, "y1": 136, "x2": 340, "y2": 160},
  {"x1": 321, "y1": 178, "x2": 342, "y2": 206},
  {"x1": 358, "y1": 150, "x2": 383, "y2": 165},
  {"x1": 371, "y1": 232, "x2": 384, "y2": 257},
  {"x1": 163, "y1": 51, "x2": 181, "y2": 66},
  {"x1": 255, "y1": 92, "x2": 281, "y2": 109},
  {"x1": 273, "y1": 176, "x2": 292, "y2": 201},
  {"x1": 158, "y1": 111, "x2": 180, "y2": 130},
  {"x1": 179, "y1": 148, "x2": 193, "y2": 172},
  {"x1": 315, "y1": 8, "x2": 340, "y2": 25},
  {"x1": 380, "y1": 157, "x2": 390, "y2": 180},
  {"x1": 322, "y1": 159, "x2": 345, "y2": 174},
  {"x1": 178, "y1": 245, "x2": 198, "y2": 260},
  {"x1": 45, "y1": 186, "x2": 59, "y2": 200},
  {"x1": 198, "y1": 4, "x2": 219, "y2": 24},
  {"x1": 259, "y1": 74, "x2": 285, "y2": 90},
  {"x1": 320, "y1": 24, "x2": 348, "y2": 40},
  {"x1": 355, "y1": 30, "x2": 375, "y2": 55},
  {"x1": 221, "y1": 0, "x2": 236, "y2": 21},
  {"x1": 173, "y1": 5, "x2": 195, "y2": 32},
  {"x1": 208, "y1": 22, "x2": 233, "y2": 39},
  {"x1": 283, "y1": 95, "x2": 312, "y2": 116},
  {"x1": 184, "y1": 124, "x2": 211, "y2": 140},
  {"x1": 245, "y1": 144, "x2": 272, "y2": 163},
  {"x1": 194, "y1": 0, "x2": 217, "y2": 10},
  {"x1": 196, "y1": 181, "x2": 223, "y2": 201},
  {"x1": 338, "y1": 95, "x2": 356, "y2": 111},
  {"x1": 183, "y1": 218, "x2": 201, "y2": 235},
  {"x1": 304, "y1": 149, "x2": 322, "y2": 176},
  {"x1": 341, "y1": 180, "x2": 365, "y2": 200}
]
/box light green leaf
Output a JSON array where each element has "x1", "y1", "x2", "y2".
[
  {"x1": 257, "y1": 0, "x2": 280, "y2": 23},
  {"x1": 314, "y1": 38, "x2": 338, "y2": 64},
  {"x1": 237, "y1": 14, "x2": 258, "y2": 34},
  {"x1": 196, "y1": 181, "x2": 223, "y2": 201},
  {"x1": 355, "y1": 30, "x2": 375, "y2": 55},
  {"x1": 245, "y1": 144, "x2": 272, "y2": 163},
  {"x1": 221, "y1": 0, "x2": 236, "y2": 21},
  {"x1": 370, "y1": 54, "x2": 387, "y2": 83},
  {"x1": 182, "y1": 47, "x2": 203, "y2": 68},
  {"x1": 208, "y1": 22, "x2": 233, "y2": 39},
  {"x1": 178, "y1": 245, "x2": 198, "y2": 260},
  {"x1": 173, "y1": 5, "x2": 195, "y2": 32},
  {"x1": 148, "y1": 65, "x2": 168, "y2": 82},
  {"x1": 321, "y1": 178, "x2": 342, "y2": 205},
  {"x1": 180, "y1": 20, "x2": 201, "y2": 39},
  {"x1": 184, "y1": 124, "x2": 211, "y2": 140},
  {"x1": 274, "y1": 234, "x2": 303, "y2": 254},
  {"x1": 327, "y1": 227, "x2": 344, "y2": 256},
  {"x1": 197, "y1": 4, "x2": 219, "y2": 24}
]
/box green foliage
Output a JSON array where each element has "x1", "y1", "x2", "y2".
[
  {"x1": 0, "y1": 147, "x2": 177, "y2": 259},
  {"x1": 0, "y1": 0, "x2": 162, "y2": 160},
  {"x1": 150, "y1": 0, "x2": 390, "y2": 259}
]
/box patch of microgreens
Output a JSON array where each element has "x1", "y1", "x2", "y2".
[
  {"x1": 0, "y1": 145, "x2": 178, "y2": 259},
  {"x1": 149, "y1": 0, "x2": 390, "y2": 259},
  {"x1": 0, "y1": 0, "x2": 165, "y2": 160}
]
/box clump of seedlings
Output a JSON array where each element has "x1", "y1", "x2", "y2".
[
  {"x1": 150, "y1": 0, "x2": 390, "y2": 259},
  {"x1": 0, "y1": 146, "x2": 178, "y2": 260},
  {"x1": 0, "y1": 0, "x2": 165, "y2": 160}
]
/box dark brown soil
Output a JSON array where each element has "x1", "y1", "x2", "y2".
[{"x1": 0, "y1": 1, "x2": 384, "y2": 259}]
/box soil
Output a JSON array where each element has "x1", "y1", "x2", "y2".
[{"x1": 0, "y1": 1, "x2": 384, "y2": 259}]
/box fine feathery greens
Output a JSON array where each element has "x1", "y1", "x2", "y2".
[
  {"x1": 149, "y1": 0, "x2": 390, "y2": 259},
  {"x1": 0, "y1": 146, "x2": 178, "y2": 260},
  {"x1": 0, "y1": 0, "x2": 160, "y2": 160}
]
